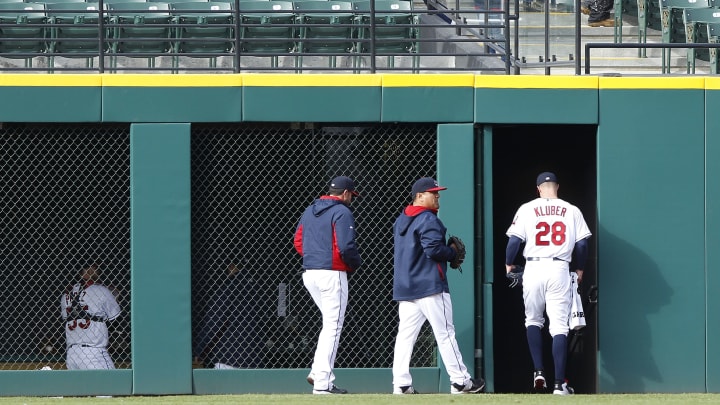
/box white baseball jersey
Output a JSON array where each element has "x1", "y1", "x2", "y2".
[
  {"x1": 506, "y1": 197, "x2": 591, "y2": 262},
  {"x1": 60, "y1": 281, "x2": 121, "y2": 349}
]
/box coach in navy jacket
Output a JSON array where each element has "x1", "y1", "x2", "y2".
[
  {"x1": 392, "y1": 186, "x2": 457, "y2": 302},
  {"x1": 293, "y1": 176, "x2": 361, "y2": 395},
  {"x1": 293, "y1": 182, "x2": 361, "y2": 273},
  {"x1": 391, "y1": 177, "x2": 485, "y2": 395}
]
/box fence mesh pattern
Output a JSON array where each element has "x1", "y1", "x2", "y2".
[
  {"x1": 0, "y1": 124, "x2": 131, "y2": 370},
  {"x1": 190, "y1": 123, "x2": 439, "y2": 369}
]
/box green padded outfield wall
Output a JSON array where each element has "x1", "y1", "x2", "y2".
[
  {"x1": 436, "y1": 123, "x2": 477, "y2": 393},
  {"x1": 706, "y1": 78, "x2": 720, "y2": 393},
  {"x1": 130, "y1": 123, "x2": 192, "y2": 394},
  {"x1": 596, "y1": 77, "x2": 706, "y2": 393},
  {"x1": 103, "y1": 75, "x2": 242, "y2": 123},
  {"x1": 0, "y1": 75, "x2": 717, "y2": 396}
]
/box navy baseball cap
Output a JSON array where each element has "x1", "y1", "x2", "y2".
[
  {"x1": 412, "y1": 177, "x2": 447, "y2": 195},
  {"x1": 330, "y1": 176, "x2": 360, "y2": 196},
  {"x1": 536, "y1": 171, "x2": 558, "y2": 186}
]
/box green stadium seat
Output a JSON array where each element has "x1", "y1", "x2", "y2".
[
  {"x1": 658, "y1": 0, "x2": 710, "y2": 73},
  {"x1": 682, "y1": 7, "x2": 718, "y2": 73},
  {"x1": 0, "y1": 0, "x2": 27, "y2": 3},
  {"x1": 294, "y1": 0, "x2": 354, "y2": 71},
  {"x1": 238, "y1": 0, "x2": 296, "y2": 68},
  {"x1": 108, "y1": 2, "x2": 173, "y2": 70},
  {"x1": 171, "y1": 1, "x2": 234, "y2": 69},
  {"x1": 353, "y1": 0, "x2": 418, "y2": 72},
  {"x1": 0, "y1": 2, "x2": 47, "y2": 68},
  {"x1": 706, "y1": 22, "x2": 720, "y2": 73},
  {"x1": 105, "y1": 0, "x2": 147, "y2": 4},
  {"x1": 46, "y1": 2, "x2": 107, "y2": 70},
  {"x1": 43, "y1": 0, "x2": 88, "y2": 4}
]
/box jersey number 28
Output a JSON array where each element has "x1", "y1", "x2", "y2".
[{"x1": 536, "y1": 221, "x2": 566, "y2": 246}]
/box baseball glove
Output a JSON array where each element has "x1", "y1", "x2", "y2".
[
  {"x1": 448, "y1": 235, "x2": 466, "y2": 271},
  {"x1": 506, "y1": 265, "x2": 524, "y2": 288}
]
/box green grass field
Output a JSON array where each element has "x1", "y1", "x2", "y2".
[{"x1": 3, "y1": 394, "x2": 720, "y2": 405}]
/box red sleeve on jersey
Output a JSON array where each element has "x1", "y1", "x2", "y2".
[
  {"x1": 294, "y1": 224, "x2": 304, "y2": 256},
  {"x1": 331, "y1": 223, "x2": 351, "y2": 272}
]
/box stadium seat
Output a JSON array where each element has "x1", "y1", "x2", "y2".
[
  {"x1": 43, "y1": 0, "x2": 88, "y2": 4},
  {"x1": 353, "y1": 0, "x2": 418, "y2": 72},
  {"x1": 708, "y1": 22, "x2": 720, "y2": 73},
  {"x1": 658, "y1": 0, "x2": 710, "y2": 72},
  {"x1": 171, "y1": 1, "x2": 234, "y2": 70},
  {"x1": 294, "y1": 0, "x2": 355, "y2": 71},
  {"x1": 0, "y1": 0, "x2": 28, "y2": 3},
  {"x1": 682, "y1": 7, "x2": 717, "y2": 73},
  {"x1": 46, "y1": 2, "x2": 107, "y2": 70},
  {"x1": 0, "y1": 2, "x2": 47, "y2": 68},
  {"x1": 105, "y1": 0, "x2": 148, "y2": 4},
  {"x1": 108, "y1": 1, "x2": 173, "y2": 70},
  {"x1": 238, "y1": 0, "x2": 296, "y2": 68}
]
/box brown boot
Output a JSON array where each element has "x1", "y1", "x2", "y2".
[{"x1": 588, "y1": 18, "x2": 614, "y2": 27}]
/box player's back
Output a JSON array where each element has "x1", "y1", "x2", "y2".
[{"x1": 516, "y1": 197, "x2": 588, "y2": 262}]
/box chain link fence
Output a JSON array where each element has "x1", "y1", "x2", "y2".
[
  {"x1": 0, "y1": 124, "x2": 131, "y2": 370},
  {"x1": 191, "y1": 123, "x2": 440, "y2": 370}
]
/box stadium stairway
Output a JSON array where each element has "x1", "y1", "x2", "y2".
[{"x1": 515, "y1": 8, "x2": 706, "y2": 75}]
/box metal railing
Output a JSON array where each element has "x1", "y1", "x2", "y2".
[{"x1": 584, "y1": 42, "x2": 720, "y2": 74}]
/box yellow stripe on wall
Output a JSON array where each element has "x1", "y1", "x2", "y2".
[
  {"x1": 101, "y1": 74, "x2": 242, "y2": 87},
  {"x1": 241, "y1": 74, "x2": 382, "y2": 87},
  {"x1": 382, "y1": 74, "x2": 475, "y2": 87},
  {"x1": 600, "y1": 77, "x2": 706, "y2": 89},
  {"x1": 703, "y1": 77, "x2": 720, "y2": 90},
  {"x1": 475, "y1": 75, "x2": 599, "y2": 89},
  {"x1": 0, "y1": 75, "x2": 102, "y2": 87}
]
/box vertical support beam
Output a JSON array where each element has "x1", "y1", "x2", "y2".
[
  {"x1": 437, "y1": 123, "x2": 476, "y2": 392},
  {"x1": 480, "y1": 125, "x2": 494, "y2": 393},
  {"x1": 130, "y1": 123, "x2": 192, "y2": 394}
]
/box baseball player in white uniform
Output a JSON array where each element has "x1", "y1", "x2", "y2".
[
  {"x1": 505, "y1": 172, "x2": 591, "y2": 395},
  {"x1": 60, "y1": 264, "x2": 122, "y2": 370}
]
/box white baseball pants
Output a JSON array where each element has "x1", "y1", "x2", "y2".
[
  {"x1": 66, "y1": 345, "x2": 115, "y2": 370},
  {"x1": 523, "y1": 259, "x2": 571, "y2": 337},
  {"x1": 302, "y1": 269, "x2": 348, "y2": 391},
  {"x1": 392, "y1": 292, "x2": 472, "y2": 389}
]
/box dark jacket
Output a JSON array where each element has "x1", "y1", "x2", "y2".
[
  {"x1": 193, "y1": 272, "x2": 262, "y2": 368},
  {"x1": 294, "y1": 196, "x2": 361, "y2": 272},
  {"x1": 393, "y1": 205, "x2": 456, "y2": 301}
]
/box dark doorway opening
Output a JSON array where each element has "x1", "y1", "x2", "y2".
[{"x1": 489, "y1": 124, "x2": 598, "y2": 394}]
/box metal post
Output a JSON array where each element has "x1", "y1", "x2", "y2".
[
  {"x1": 99, "y1": 0, "x2": 105, "y2": 73},
  {"x1": 370, "y1": 0, "x2": 376, "y2": 73},
  {"x1": 575, "y1": 0, "x2": 581, "y2": 74},
  {"x1": 544, "y1": 0, "x2": 550, "y2": 75},
  {"x1": 234, "y1": 0, "x2": 241, "y2": 72}
]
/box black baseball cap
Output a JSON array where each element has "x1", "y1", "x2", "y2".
[
  {"x1": 536, "y1": 171, "x2": 558, "y2": 186},
  {"x1": 412, "y1": 177, "x2": 447, "y2": 195},
  {"x1": 330, "y1": 176, "x2": 360, "y2": 196}
]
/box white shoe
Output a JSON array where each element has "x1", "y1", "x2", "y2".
[
  {"x1": 393, "y1": 385, "x2": 419, "y2": 394},
  {"x1": 450, "y1": 378, "x2": 485, "y2": 394},
  {"x1": 312, "y1": 385, "x2": 348, "y2": 394},
  {"x1": 553, "y1": 381, "x2": 574, "y2": 395}
]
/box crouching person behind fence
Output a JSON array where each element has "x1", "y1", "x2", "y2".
[{"x1": 60, "y1": 263, "x2": 121, "y2": 370}]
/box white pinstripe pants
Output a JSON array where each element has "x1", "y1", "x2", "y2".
[
  {"x1": 303, "y1": 269, "x2": 348, "y2": 391},
  {"x1": 392, "y1": 292, "x2": 471, "y2": 389}
]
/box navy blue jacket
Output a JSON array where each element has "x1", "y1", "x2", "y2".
[
  {"x1": 294, "y1": 196, "x2": 361, "y2": 272},
  {"x1": 393, "y1": 206, "x2": 456, "y2": 301},
  {"x1": 193, "y1": 272, "x2": 262, "y2": 368}
]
